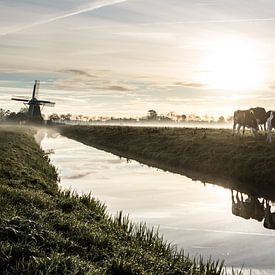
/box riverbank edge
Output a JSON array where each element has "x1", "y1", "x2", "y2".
[
  {"x1": 58, "y1": 125, "x2": 275, "y2": 200},
  {"x1": 0, "y1": 125, "x2": 232, "y2": 274}
]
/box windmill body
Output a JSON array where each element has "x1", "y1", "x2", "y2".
[{"x1": 12, "y1": 80, "x2": 55, "y2": 123}]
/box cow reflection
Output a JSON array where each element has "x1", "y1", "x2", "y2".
[
  {"x1": 231, "y1": 190, "x2": 265, "y2": 222},
  {"x1": 264, "y1": 200, "x2": 275, "y2": 230}
]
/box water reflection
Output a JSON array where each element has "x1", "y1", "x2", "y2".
[
  {"x1": 230, "y1": 191, "x2": 275, "y2": 231},
  {"x1": 39, "y1": 130, "x2": 275, "y2": 273},
  {"x1": 38, "y1": 130, "x2": 275, "y2": 234},
  {"x1": 231, "y1": 191, "x2": 265, "y2": 222},
  {"x1": 264, "y1": 201, "x2": 275, "y2": 230}
]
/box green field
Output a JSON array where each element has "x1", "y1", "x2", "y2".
[
  {"x1": 0, "y1": 125, "x2": 235, "y2": 274},
  {"x1": 59, "y1": 125, "x2": 275, "y2": 200}
]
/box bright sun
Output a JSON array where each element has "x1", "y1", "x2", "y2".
[{"x1": 200, "y1": 37, "x2": 264, "y2": 91}]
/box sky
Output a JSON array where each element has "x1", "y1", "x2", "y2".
[{"x1": 2, "y1": 0, "x2": 275, "y2": 117}]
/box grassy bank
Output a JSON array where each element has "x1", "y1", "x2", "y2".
[
  {"x1": 0, "y1": 125, "x2": 232, "y2": 274},
  {"x1": 58, "y1": 125, "x2": 275, "y2": 200}
]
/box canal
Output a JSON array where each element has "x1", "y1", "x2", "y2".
[{"x1": 39, "y1": 131, "x2": 275, "y2": 274}]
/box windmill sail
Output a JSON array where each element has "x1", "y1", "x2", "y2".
[
  {"x1": 11, "y1": 98, "x2": 29, "y2": 102},
  {"x1": 38, "y1": 100, "x2": 55, "y2": 106}
]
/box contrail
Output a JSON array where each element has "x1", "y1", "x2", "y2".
[{"x1": 0, "y1": 0, "x2": 128, "y2": 37}]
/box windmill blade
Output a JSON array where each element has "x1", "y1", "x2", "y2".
[
  {"x1": 32, "y1": 80, "x2": 40, "y2": 98},
  {"x1": 35, "y1": 80, "x2": 40, "y2": 98},
  {"x1": 38, "y1": 100, "x2": 55, "y2": 107},
  {"x1": 44, "y1": 102, "x2": 55, "y2": 107},
  {"x1": 38, "y1": 100, "x2": 55, "y2": 105},
  {"x1": 11, "y1": 97, "x2": 29, "y2": 102}
]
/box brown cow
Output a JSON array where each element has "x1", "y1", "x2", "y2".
[
  {"x1": 249, "y1": 107, "x2": 267, "y2": 131},
  {"x1": 233, "y1": 110, "x2": 258, "y2": 136}
]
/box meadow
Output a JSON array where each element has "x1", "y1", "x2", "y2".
[
  {"x1": 59, "y1": 125, "x2": 275, "y2": 200},
  {"x1": 0, "y1": 125, "x2": 235, "y2": 274}
]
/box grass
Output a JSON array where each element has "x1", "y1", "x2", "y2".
[
  {"x1": 0, "y1": 125, "x2": 240, "y2": 274},
  {"x1": 58, "y1": 125, "x2": 275, "y2": 200}
]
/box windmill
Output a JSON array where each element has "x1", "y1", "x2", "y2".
[{"x1": 12, "y1": 80, "x2": 55, "y2": 123}]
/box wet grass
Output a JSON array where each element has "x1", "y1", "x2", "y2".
[
  {"x1": 59, "y1": 125, "x2": 275, "y2": 200},
  {"x1": 0, "y1": 125, "x2": 240, "y2": 274}
]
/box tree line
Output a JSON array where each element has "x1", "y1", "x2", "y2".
[{"x1": 0, "y1": 108, "x2": 233, "y2": 124}]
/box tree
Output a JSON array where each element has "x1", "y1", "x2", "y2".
[
  {"x1": 6, "y1": 112, "x2": 17, "y2": 121},
  {"x1": 19, "y1": 107, "x2": 28, "y2": 114},
  {"x1": 188, "y1": 114, "x2": 201, "y2": 122},
  {"x1": 158, "y1": 115, "x2": 172, "y2": 122},
  {"x1": 187, "y1": 114, "x2": 195, "y2": 121},
  {"x1": 76, "y1": 114, "x2": 83, "y2": 121},
  {"x1": 60, "y1": 113, "x2": 72, "y2": 121},
  {"x1": 148, "y1": 110, "x2": 158, "y2": 120},
  {"x1": 0, "y1": 108, "x2": 9, "y2": 121},
  {"x1": 49, "y1": 113, "x2": 60, "y2": 121},
  {"x1": 181, "y1": 114, "x2": 187, "y2": 121},
  {"x1": 195, "y1": 115, "x2": 201, "y2": 122},
  {"x1": 167, "y1": 111, "x2": 177, "y2": 120},
  {"x1": 226, "y1": 116, "x2": 233, "y2": 123},
  {"x1": 218, "y1": 116, "x2": 225, "y2": 123},
  {"x1": 6, "y1": 110, "x2": 27, "y2": 122},
  {"x1": 202, "y1": 115, "x2": 209, "y2": 122},
  {"x1": 210, "y1": 116, "x2": 215, "y2": 123}
]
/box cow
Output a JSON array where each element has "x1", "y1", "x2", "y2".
[
  {"x1": 249, "y1": 107, "x2": 267, "y2": 131},
  {"x1": 231, "y1": 191, "x2": 265, "y2": 222},
  {"x1": 266, "y1": 111, "x2": 275, "y2": 143},
  {"x1": 232, "y1": 110, "x2": 258, "y2": 136},
  {"x1": 231, "y1": 191, "x2": 250, "y2": 219},
  {"x1": 263, "y1": 200, "x2": 275, "y2": 230}
]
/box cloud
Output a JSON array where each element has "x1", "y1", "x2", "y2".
[
  {"x1": 56, "y1": 68, "x2": 99, "y2": 90},
  {"x1": 95, "y1": 85, "x2": 132, "y2": 91},
  {"x1": 174, "y1": 82, "x2": 207, "y2": 88},
  {"x1": 55, "y1": 68, "x2": 134, "y2": 92},
  {"x1": 61, "y1": 69, "x2": 97, "y2": 78},
  {"x1": 0, "y1": 0, "x2": 128, "y2": 37}
]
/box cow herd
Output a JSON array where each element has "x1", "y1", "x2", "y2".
[{"x1": 232, "y1": 107, "x2": 275, "y2": 142}]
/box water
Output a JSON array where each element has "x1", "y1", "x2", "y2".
[{"x1": 39, "y1": 131, "x2": 275, "y2": 274}]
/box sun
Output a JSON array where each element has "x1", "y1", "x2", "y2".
[{"x1": 200, "y1": 37, "x2": 265, "y2": 91}]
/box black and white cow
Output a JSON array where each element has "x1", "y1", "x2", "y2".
[
  {"x1": 266, "y1": 111, "x2": 275, "y2": 143},
  {"x1": 264, "y1": 200, "x2": 275, "y2": 230},
  {"x1": 233, "y1": 110, "x2": 259, "y2": 136}
]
